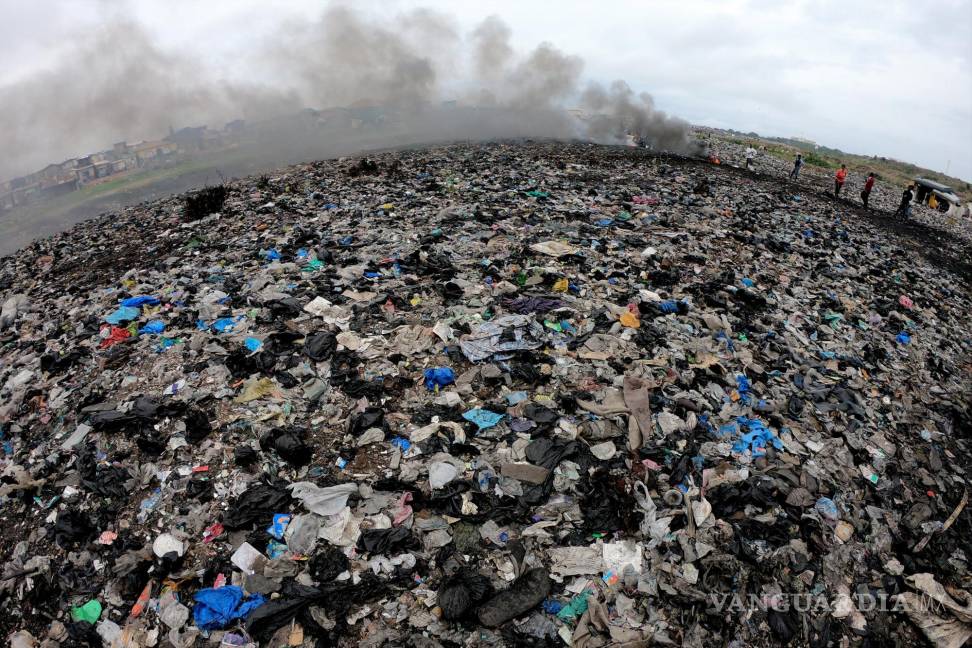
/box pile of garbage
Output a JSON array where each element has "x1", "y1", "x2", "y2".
[{"x1": 1, "y1": 140, "x2": 970, "y2": 647}]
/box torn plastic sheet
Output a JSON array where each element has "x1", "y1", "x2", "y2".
[
  {"x1": 462, "y1": 408, "x2": 505, "y2": 430},
  {"x1": 459, "y1": 315, "x2": 546, "y2": 362},
  {"x1": 288, "y1": 482, "x2": 358, "y2": 516}
]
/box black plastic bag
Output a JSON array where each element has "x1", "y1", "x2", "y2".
[
  {"x1": 246, "y1": 582, "x2": 324, "y2": 640},
  {"x1": 349, "y1": 408, "x2": 384, "y2": 436},
  {"x1": 78, "y1": 451, "x2": 131, "y2": 499},
  {"x1": 54, "y1": 509, "x2": 95, "y2": 548},
  {"x1": 476, "y1": 568, "x2": 551, "y2": 627},
  {"x1": 88, "y1": 409, "x2": 135, "y2": 431},
  {"x1": 309, "y1": 548, "x2": 349, "y2": 583},
  {"x1": 523, "y1": 403, "x2": 559, "y2": 425},
  {"x1": 579, "y1": 470, "x2": 638, "y2": 533},
  {"x1": 304, "y1": 332, "x2": 337, "y2": 361},
  {"x1": 234, "y1": 446, "x2": 258, "y2": 466},
  {"x1": 223, "y1": 482, "x2": 292, "y2": 529},
  {"x1": 767, "y1": 607, "x2": 799, "y2": 642},
  {"x1": 356, "y1": 527, "x2": 417, "y2": 554},
  {"x1": 186, "y1": 478, "x2": 214, "y2": 501},
  {"x1": 274, "y1": 432, "x2": 311, "y2": 466},
  {"x1": 260, "y1": 427, "x2": 312, "y2": 466},
  {"x1": 184, "y1": 407, "x2": 212, "y2": 444},
  {"x1": 438, "y1": 569, "x2": 492, "y2": 620},
  {"x1": 525, "y1": 438, "x2": 581, "y2": 470}
]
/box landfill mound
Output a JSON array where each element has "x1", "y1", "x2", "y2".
[{"x1": 1, "y1": 141, "x2": 971, "y2": 648}]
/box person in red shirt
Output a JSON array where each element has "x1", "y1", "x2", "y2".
[
  {"x1": 834, "y1": 164, "x2": 848, "y2": 198},
  {"x1": 860, "y1": 172, "x2": 876, "y2": 209}
]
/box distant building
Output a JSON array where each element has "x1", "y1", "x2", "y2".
[
  {"x1": 74, "y1": 155, "x2": 97, "y2": 184},
  {"x1": 914, "y1": 177, "x2": 962, "y2": 213},
  {"x1": 93, "y1": 160, "x2": 114, "y2": 179},
  {"x1": 38, "y1": 174, "x2": 78, "y2": 199},
  {"x1": 165, "y1": 126, "x2": 208, "y2": 152},
  {"x1": 132, "y1": 141, "x2": 178, "y2": 167},
  {"x1": 347, "y1": 102, "x2": 385, "y2": 128}
]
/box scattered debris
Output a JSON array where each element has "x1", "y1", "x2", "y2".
[{"x1": 0, "y1": 141, "x2": 970, "y2": 646}]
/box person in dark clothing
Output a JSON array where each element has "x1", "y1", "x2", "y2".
[
  {"x1": 896, "y1": 184, "x2": 915, "y2": 218},
  {"x1": 789, "y1": 154, "x2": 803, "y2": 179},
  {"x1": 860, "y1": 172, "x2": 876, "y2": 209}
]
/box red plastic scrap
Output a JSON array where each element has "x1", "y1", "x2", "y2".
[
  {"x1": 100, "y1": 325, "x2": 131, "y2": 348},
  {"x1": 203, "y1": 522, "x2": 225, "y2": 543},
  {"x1": 130, "y1": 580, "x2": 153, "y2": 618}
]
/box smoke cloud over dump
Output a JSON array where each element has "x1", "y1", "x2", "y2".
[{"x1": 0, "y1": 4, "x2": 701, "y2": 181}]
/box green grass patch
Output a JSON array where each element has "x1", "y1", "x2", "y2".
[{"x1": 802, "y1": 152, "x2": 835, "y2": 169}]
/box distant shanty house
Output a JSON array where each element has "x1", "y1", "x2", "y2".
[
  {"x1": 1, "y1": 176, "x2": 40, "y2": 210},
  {"x1": 37, "y1": 163, "x2": 65, "y2": 181},
  {"x1": 165, "y1": 126, "x2": 207, "y2": 151},
  {"x1": 93, "y1": 160, "x2": 114, "y2": 179},
  {"x1": 74, "y1": 155, "x2": 98, "y2": 185},
  {"x1": 914, "y1": 177, "x2": 962, "y2": 213},
  {"x1": 132, "y1": 141, "x2": 178, "y2": 167},
  {"x1": 38, "y1": 174, "x2": 78, "y2": 199},
  {"x1": 347, "y1": 101, "x2": 385, "y2": 128}
]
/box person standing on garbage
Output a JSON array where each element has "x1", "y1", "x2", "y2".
[
  {"x1": 789, "y1": 154, "x2": 803, "y2": 179},
  {"x1": 896, "y1": 184, "x2": 915, "y2": 218},
  {"x1": 860, "y1": 172, "x2": 876, "y2": 209},
  {"x1": 834, "y1": 164, "x2": 848, "y2": 198},
  {"x1": 745, "y1": 146, "x2": 757, "y2": 171}
]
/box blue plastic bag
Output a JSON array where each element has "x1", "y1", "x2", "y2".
[
  {"x1": 192, "y1": 586, "x2": 265, "y2": 631},
  {"x1": 105, "y1": 306, "x2": 140, "y2": 325},
  {"x1": 157, "y1": 338, "x2": 178, "y2": 352},
  {"x1": 139, "y1": 320, "x2": 165, "y2": 335},
  {"x1": 735, "y1": 374, "x2": 752, "y2": 404},
  {"x1": 730, "y1": 417, "x2": 783, "y2": 457},
  {"x1": 423, "y1": 367, "x2": 456, "y2": 390},
  {"x1": 267, "y1": 513, "x2": 291, "y2": 540},
  {"x1": 896, "y1": 331, "x2": 911, "y2": 344},
  {"x1": 814, "y1": 497, "x2": 839, "y2": 523},
  {"x1": 505, "y1": 391, "x2": 528, "y2": 405},
  {"x1": 211, "y1": 316, "x2": 244, "y2": 333},
  {"x1": 244, "y1": 337, "x2": 263, "y2": 352},
  {"x1": 121, "y1": 296, "x2": 160, "y2": 308},
  {"x1": 266, "y1": 539, "x2": 287, "y2": 559},
  {"x1": 735, "y1": 374, "x2": 751, "y2": 393},
  {"x1": 463, "y1": 408, "x2": 504, "y2": 430}
]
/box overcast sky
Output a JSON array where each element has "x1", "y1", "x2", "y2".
[{"x1": 2, "y1": 0, "x2": 970, "y2": 180}]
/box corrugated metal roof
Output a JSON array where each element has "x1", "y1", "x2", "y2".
[{"x1": 915, "y1": 177, "x2": 953, "y2": 192}]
